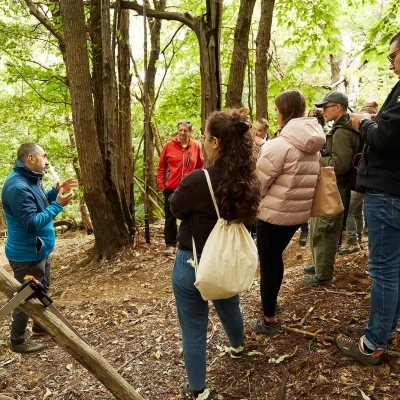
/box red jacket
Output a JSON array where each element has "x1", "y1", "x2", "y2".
[{"x1": 157, "y1": 137, "x2": 204, "y2": 191}]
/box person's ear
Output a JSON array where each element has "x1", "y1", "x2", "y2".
[{"x1": 212, "y1": 137, "x2": 219, "y2": 150}]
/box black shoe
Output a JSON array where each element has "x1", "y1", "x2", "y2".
[
  {"x1": 303, "y1": 275, "x2": 332, "y2": 285},
  {"x1": 303, "y1": 265, "x2": 315, "y2": 274},
  {"x1": 31, "y1": 324, "x2": 46, "y2": 336}
]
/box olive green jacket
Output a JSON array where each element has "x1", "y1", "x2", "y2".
[{"x1": 321, "y1": 114, "x2": 360, "y2": 190}]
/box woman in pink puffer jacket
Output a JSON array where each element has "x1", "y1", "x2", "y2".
[{"x1": 251, "y1": 89, "x2": 326, "y2": 335}]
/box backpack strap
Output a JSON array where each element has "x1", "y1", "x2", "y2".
[{"x1": 203, "y1": 169, "x2": 220, "y2": 219}]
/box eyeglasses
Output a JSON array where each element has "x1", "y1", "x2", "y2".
[
  {"x1": 322, "y1": 104, "x2": 337, "y2": 111},
  {"x1": 200, "y1": 135, "x2": 214, "y2": 140},
  {"x1": 387, "y1": 48, "x2": 400, "y2": 65}
]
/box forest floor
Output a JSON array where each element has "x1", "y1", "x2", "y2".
[{"x1": 0, "y1": 222, "x2": 400, "y2": 400}]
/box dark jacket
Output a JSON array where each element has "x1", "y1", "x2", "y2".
[
  {"x1": 2, "y1": 160, "x2": 62, "y2": 262},
  {"x1": 321, "y1": 114, "x2": 360, "y2": 190},
  {"x1": 169, "y1": 162, "x2": 255, "y2": 253},
  {"x1": 357, "y1": 80, "x2": 400, "y2": 196}
]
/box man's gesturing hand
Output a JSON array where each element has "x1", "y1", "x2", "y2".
[{"x1": 56, "y1": 186, "x2": 75, "y2": 206}]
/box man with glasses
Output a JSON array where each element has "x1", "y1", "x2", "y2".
[
  {"x1": 2, "y1": 143, "x2": 77, "y2": 353},
  {"x1": 334, "y1": 32, "x2": 400, "y2": 366},
  {"x1": 303, "y1": 91, "x2": 361, "y2": 285}
]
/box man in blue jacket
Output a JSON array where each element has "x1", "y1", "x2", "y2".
[
  {"x1": 2, "y1": 142, "x2": 77, "y2": 353},
  {"x1": 334, "y1": 31, "x2": 400, "y2": 367}
]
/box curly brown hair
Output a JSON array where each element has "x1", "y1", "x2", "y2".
[{"x1": 205, "y1": 109, "x2": 261, "y2": 223}]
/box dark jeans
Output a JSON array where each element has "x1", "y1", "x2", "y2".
[
  {"x1": 257, "y1": 220, "x2": 299, "y2": 317},
  {"x1": 163, "y1": 188, "x2": 177, "y2": 246},
  {"x1": 10, "y1": 257, "x2": 51, "y2": 344}
]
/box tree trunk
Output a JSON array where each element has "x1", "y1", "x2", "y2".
[
  {"x1": 255, "y1": 0, "x2": 275, "y2": 120},
  {"x1": 59, "y1": 0, "x2": 131, "y2": 260},
  {"x1": 0, "y1": 269, "x2": 145, "y2": 400},
  {"x1": 225, "y1": 0, "x2": 256, "y2": 108},
  {"x1": 118, "y1": 9, "x2": 135, "y2": 222}
]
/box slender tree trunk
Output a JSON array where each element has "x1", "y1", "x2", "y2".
[
  {"x1": 192, "y1": 0, "x2": 223, "y2": 125},
  {"x1": 118, "y1": 9, "x2": 135, "y2": 221},
  {"x1": 59, "y1": 0, "x2": 131, "y2": 260},
  {"x1": 255, "y1": 0, "x2": 275, "y2": 120},
  {"x1": 225, "y1": 0, "x2": 256, "y2": 108}
]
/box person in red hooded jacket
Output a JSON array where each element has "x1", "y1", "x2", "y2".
[{"x1": 157, "y1": 120, "x2": 204, "y2": 256}]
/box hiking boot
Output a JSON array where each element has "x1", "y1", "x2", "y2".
[
  {"x1": 303, "y1": 275, "x2": 332, "y2": 285},
  {"x1": 229, "y1": 344, "x2": 244, "y2": 359},
  {"x1": 182, "y1": 384, "x2": 211, "y2": 399},
  {"x1": 299, "y1": 231, "x2": 308, "y2": 246},
  {"x1": 334, "y1": 334, "x2": 385, "y2": 367},
  {"x1": 31, "y1": 324, "x2": 46, "y2": 336},
  {"x1": 250, "y1": 320, "x2": 281, "y2": 336},
  {"x1": 303, "y1": 264, "x2": 315, "y2": 274},
  {"x1": 338, "y1": 240, "x2": 360, "y2": 255},
  {"x1": 9, "y1": 338, "x2": 45, "y2": 354},
  {"x1": 164, "y1": 246, "x2": 175, "y2": 256},
  {"x1": 347, "y1": 323, "x2": 396, "y2": 344}
]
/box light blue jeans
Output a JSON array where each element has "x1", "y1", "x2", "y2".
[
  {"x1": 363, "y1": 191, "x2": 400, "y2": 350},
  {"x1": 172, "y1": 249, "x2": 244, "y2": 391}
]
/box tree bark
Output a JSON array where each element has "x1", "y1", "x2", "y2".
[
  {"x1": 225, "y1": 0, "x2": 256, "y2": 108},
  {"x1": 255, "y1": 0, "x2": 275, "y2": 120},
  {"x1": 59, "y1": 0, "x2": 131, "y2": 260},
  {"x1": 118, "y1": 9, "x2": 135, "y2": 221},
  {"x1": 0, "y1": 269, "x2": 145, "y2": 400}
]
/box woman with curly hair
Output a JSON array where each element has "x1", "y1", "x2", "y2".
[
  {"x1": 251, "y1": 89, "x2": 326, "y2": 335},
  {"x1": 169, "y1": 109, "x2": 261, "y2": 399}
]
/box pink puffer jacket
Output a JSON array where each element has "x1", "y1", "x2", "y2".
[{"x1": 257, "y1": 117, "x2": 326, "y2": 226}]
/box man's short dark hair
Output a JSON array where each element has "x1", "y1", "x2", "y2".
[
  {"x1": 390, "y1": 32, "x2": 400, "y2": 47},
  {"x1": 17, "y1": 143, "x2": 41, "y2": 162},
  {"x1": 257, "y1": 118, "x2": 269, "y2": 128}
]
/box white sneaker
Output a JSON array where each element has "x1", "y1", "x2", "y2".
[
  {"x1": 182, "y1": 384, "x2": 211, "y2": 399},
  {"x1": 164, "y1": 246, "x2": 175, "y2": 256}
]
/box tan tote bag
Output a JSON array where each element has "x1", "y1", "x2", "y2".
[{"x1": 310, "y1": 163, "x2": 344, "y2": 217}]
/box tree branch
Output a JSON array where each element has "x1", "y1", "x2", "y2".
[
  {"x1": 121, "y1": 1, "x2": 195, "y2": 30},
  {"x1": 23, "y1": 0, "x2": 65, "y2": 46}
]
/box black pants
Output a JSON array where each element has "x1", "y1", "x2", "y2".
[
  {"x1": 257, "y1": 220, "x2": 299, "y2": 317},
  {"x1": 10, "y1": 257, "x2": 51, "y2": 344},
  {"x1": 163, "y1": 189, "x2": 177, "y2": 246}
]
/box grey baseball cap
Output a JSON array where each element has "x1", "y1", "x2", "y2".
[{"x1": 315, "y1": 91, "x2": 349, "y2": 107}]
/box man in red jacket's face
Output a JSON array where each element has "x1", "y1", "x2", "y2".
[{"x1": 177, "y1": 121, "x2": 192, "y2": 147}]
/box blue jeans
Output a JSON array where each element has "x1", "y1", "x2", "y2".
[
  {"x1": 363, "y1": 191, "x2": 400, "y2": 350},
  {"x1": 172, "y1": 249, "x2": 244, "y2": 391}
]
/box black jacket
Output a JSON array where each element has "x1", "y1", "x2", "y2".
[{"x1": 358, "y1": 80, "x2": 400, "y2": 196}]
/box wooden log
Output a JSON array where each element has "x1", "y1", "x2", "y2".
[{"x1": 0, "y1": 267, "x2": 145, "y2": 400}]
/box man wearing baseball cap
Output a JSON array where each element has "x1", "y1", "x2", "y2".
[{"x1": 303, "y1": 91, "x2": 361, "y2": 285}]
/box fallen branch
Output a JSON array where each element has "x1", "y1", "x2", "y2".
[
  {"x1": 0, "y1": 268, "x2": 145, "y2": 400},
  {"x1": 275, "y1": 368, "x2": 288, "y2": 400},
  {"x1": 313, "y1": 290, "x2": 366, "y2": 296},
  {"x1": 281, "y1": 325, "x2": 333, "y2": 342}
]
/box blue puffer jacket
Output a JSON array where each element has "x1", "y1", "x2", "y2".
[{"x1": 1, "y1": 160, "x2": 63, "y2": 262}]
